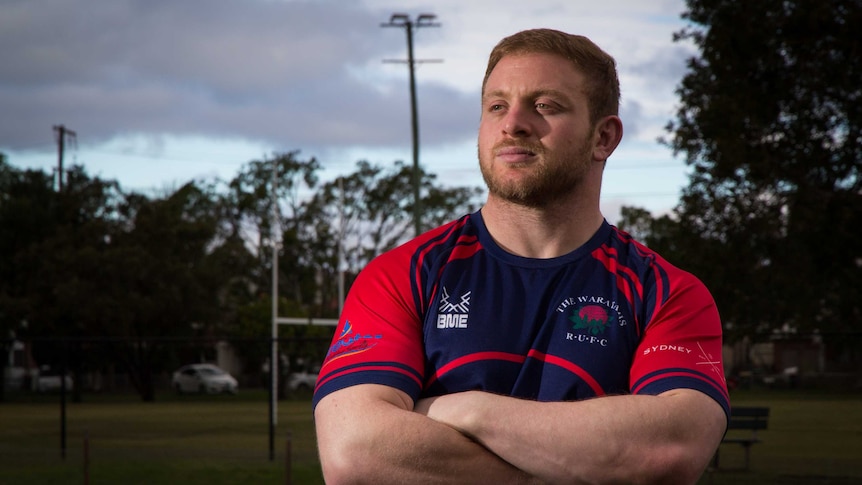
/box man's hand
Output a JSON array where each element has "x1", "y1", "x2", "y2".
[{"x1": 414, "y1": 391, "x2": 484, "y2": 439}]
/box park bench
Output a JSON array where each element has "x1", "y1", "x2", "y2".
[{"x1": 711, "y1": 406, "x2": 770, "y2": 470}]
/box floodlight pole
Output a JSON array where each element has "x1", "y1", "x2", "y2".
[{"x1": 382, "y1": 13, "x2": 441, "y2": 237}]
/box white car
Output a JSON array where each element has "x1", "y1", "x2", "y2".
[
  {"x1": 287, "y1": 365, "x2": 320, "y2": 392},
  {"x1": 36, "y1": 369, "x2": 74, "y2": 392},
  {"x1": 171, "y1": 364, "x2": 238, "y2": 395}
]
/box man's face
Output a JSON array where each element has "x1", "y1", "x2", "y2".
[{"x1": 478, "y1": 52, "x2": 596, "y2": 207}]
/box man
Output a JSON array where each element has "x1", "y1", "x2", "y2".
[{"x1": 314, "y1": 28, "x2": 729, "y2": 484}]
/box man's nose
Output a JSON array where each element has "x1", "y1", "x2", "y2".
[{"x1": 503, "y1": 105, "x2": 533, "y2": 137}]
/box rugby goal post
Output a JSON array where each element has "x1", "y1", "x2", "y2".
[{"x1": 275, "y1": 317, "x2": 339, "y2": 326}]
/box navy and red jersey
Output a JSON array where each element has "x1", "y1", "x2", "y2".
[{"x1": 313, "y1": 211, "x2": 730, "y2": 417}]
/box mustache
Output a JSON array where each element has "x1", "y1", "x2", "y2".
[{"x1": 492, "y1": 140, "x2": 545, "y2": 155}]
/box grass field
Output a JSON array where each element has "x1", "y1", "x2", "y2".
[
  {"x1": 0, "y1": 390, "x2": 323, "y2": 485},
  {"x1": 698, "y1": 389, "x2": 862, "y2": 485},
  {"x1": 1, "y1": 388, "x2": 861, "y2": 484}
]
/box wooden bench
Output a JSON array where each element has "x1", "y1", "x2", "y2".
[{"x1": 712, "y1": 406, "x2": 770, "y2": 470}]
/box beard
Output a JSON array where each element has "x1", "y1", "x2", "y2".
[{"x1": 479, "y1": 137, "x2": 593, "y2": 208}]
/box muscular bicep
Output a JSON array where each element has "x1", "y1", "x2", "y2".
[
  {"x1": 316, "y1": 383, "x2": 414, "y2": 421},
  {"x1": 315, "y1": 383, "x2": 415, "y2": 449},
  {"x1": 315, "y1": 384, "x2": 415, "y2": 481}
]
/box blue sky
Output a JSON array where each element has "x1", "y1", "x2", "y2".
[{"x1": 0, "y1": 0, "x2": 696, "y2": 224}]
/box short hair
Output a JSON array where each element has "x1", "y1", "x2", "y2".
[{"x1": 482, "y1": 29, "x2": 620, "y2": 124}]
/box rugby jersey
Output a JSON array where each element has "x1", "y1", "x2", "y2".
[{"x1": 313, "y1": 211, "x2": 730, "y2": 417}]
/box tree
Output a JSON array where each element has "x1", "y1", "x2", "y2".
[
  {"x1": 1, "y1": 150, "x2": 484, "y2": 400},
  {"x1": 0, "y1": 162, "x2": 129, "y2": 401},
  {"x1": 0, "y1": 155, "x2": 60, "y2": 399},
  {"x1": 218, "y1": 152, "x2": 327, "y2": 385},
  {"x1": 0, "y1": 157, "x2": 58, "y2": 340},
  {"x1": 303, "y1": 160, "x2": 483, "y2": 285},
  {"x1": 663, "y1": 0, "x2": 862, "y2": 343},
  {"x1": 99, "y1": 181, "x2": 227, "y2": 400},
  {"x1": 223, "y1": 152, "x2": 321, "y2": 307}
]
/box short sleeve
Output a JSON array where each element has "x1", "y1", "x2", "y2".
[
  {"x1": 629, "y1": 271, "x2": 730, "y2": 418},
  {"x1": 312, "y1": 248, "x2": 427, "y2": 410}
]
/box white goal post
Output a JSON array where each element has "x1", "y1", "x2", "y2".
[{"x1": 275, "y1": 317, "x2": 339, "y2": 326}]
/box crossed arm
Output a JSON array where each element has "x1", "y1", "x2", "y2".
[
  {"x1": 314, "y1": 384, "x2": 539, "y2": 484},
  {"x1": 315, "y1": 384, "x2": 726, "y2": 485}
]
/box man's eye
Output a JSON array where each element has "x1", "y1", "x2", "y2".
[{"x1": 490, "y1": 104, "x2": 504, "y2": 111}]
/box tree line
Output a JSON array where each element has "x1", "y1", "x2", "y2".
[{"x1": 0, "y1": 152, "x2": 483, "y2": 401}]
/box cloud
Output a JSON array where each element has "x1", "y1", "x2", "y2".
[{"x1": 0, "y1": 0, "x2": 463, "y2": 150}]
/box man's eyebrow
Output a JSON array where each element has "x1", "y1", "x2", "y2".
[
  {"x1": 482, "y1": 88, "x2": 572, "y2": 103},
  {"x1": 481, "y1": 89, "x2": 506, "y2": 103}
]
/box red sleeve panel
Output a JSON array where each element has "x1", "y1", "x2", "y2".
[
  {"x1": 311, "y1": 220, "x2": 468, "y2": 410},
  {"x1": 313, "y1": 246, "x2": 426, "y2": 410},
  {"x1": 629, "y1": 262, "x2": 730, "y2": 417}
]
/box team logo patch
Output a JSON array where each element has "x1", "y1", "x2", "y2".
[
  {"x1": 436, "y1": 286, "x2": 471, "y2": 329},
  {"x1": 569, "y1": 304, "x2": 615, "y2": 335},
  {"x1": 325, "y1": 320, "x2": 383, "y2": 361},
  {"x1": 557, "y1": 296, "x2": 628, "y2": 347}
]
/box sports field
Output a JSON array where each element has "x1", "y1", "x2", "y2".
[
  {"x1": 1, "y1": 389, "x2": 860, "y2": 484},
  {"x1": 0, "y1": 390, "x2": 322, "y2": 485},
  {"x1": 702, "y1": 389, "x2": 862, "y2": 484}
]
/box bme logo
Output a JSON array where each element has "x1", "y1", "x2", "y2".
[{"x1": 437, "y1": 287, "x2": 470, "y2": 329}]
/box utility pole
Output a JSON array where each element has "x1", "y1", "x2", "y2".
[
  {"x1": 381, "y1": 13, "x2": 441, "y2": 236},
  {"x1": 270, "y1": 158, "x2": 279, "y2": 461},
  {"x1": 52, "y1": 124, "x2": 75, "y2": 460},
  {"x1": 53, "y1": 124, "x2": 76, "y2": 191}
]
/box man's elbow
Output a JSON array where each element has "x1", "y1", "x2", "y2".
[
  {"x1": 319, "y1": 455, "x2": 361, "y2": 485},
  {"x1": 640, "y1": 441, "x2": 719, "y2": 484},
  {"x1": 316, "y1": 417, "x2": 382, "y2": 484},
  {"x1": 318, "y1": 438, "x2": 379, "y2": 485}
]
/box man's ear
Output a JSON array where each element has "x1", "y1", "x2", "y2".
[{"x1": 592, "y1": 115, "x2": 623, "y2": 162}]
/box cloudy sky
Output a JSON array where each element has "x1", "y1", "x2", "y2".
[{"x1": 1, "y1": 0, "x2": 698, "y2": 224}]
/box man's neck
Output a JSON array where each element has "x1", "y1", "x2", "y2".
[{"x1": 480, "y1": 194, "x2": 604, "y2": 259}]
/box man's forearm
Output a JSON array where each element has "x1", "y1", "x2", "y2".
[
  {"x1": 315, "y1": 384, "x2": 539, "y2": 485},
  {"x1": 417, "y1": 389, "x2": 726, "y2": 485}
]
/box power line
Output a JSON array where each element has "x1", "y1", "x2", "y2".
[
  {"x1": 81, "y1": 149, "x2": 242, "y2": 165},
  {"x1": 603, "y1": 192, "x2": 680, "y2": 198},
  {"x1": 606, "y1": 162, "x2": 683, "y2": 171}
]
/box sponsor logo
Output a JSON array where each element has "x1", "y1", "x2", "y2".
[
  {"x1": 559, "y1": 295, "x2": 628, "y2": 347},
  {"x1": 642, "y1": 342, "x2": 725, "y2": 383},
  {"x1": 642, "y1": 344, "x2": 693, "y2": 355},
  {"x1": 325, "y1": 320, "x2": 382, "y2": 361},
  {"x1": 437, "y1": 286, "x2": 471, "y2": 329}
]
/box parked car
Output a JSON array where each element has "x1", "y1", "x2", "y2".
[
  {"x1": 171, "y1": 364, "x2": 238, "y2": 395},
  {"x1": 35, "y1": 367, "x2": 73, "y2": 393},
  {"x1": 287, "y1": 364, "x2": 319, "y2": 392}
]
